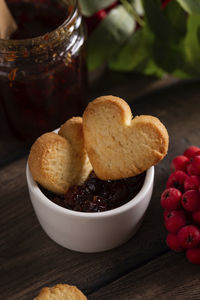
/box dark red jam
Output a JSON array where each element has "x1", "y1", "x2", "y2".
[
  {"x1": 8, "y1": 1, "x2": 67, "y2": 39},
  {"x1": 0, "y1": 0, "x2": 87, "y2": 152},
  {"x1": 40, "y1": 172, "x2": 146, "y2": 213}
]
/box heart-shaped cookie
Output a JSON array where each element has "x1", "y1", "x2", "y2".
[
  {"x1": 58, "y1": 117, "x2": 92, "y2": 186},
  {"x1": 28, "y1": 117, "x2": 92, "y2": 194},
  {"x1": 83, "y1": 95, "x2": 169, "y2": 180}
]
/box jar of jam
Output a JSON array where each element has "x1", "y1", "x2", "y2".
[{"x1": 0, "y1": 0, "x2": 87, "y2": 162}]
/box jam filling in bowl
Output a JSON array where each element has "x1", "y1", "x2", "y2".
[
  {"x1": 26, "y1": 163, "x2": 154, "y2": 252},
  {"x1": 40, "y1": 171, "x2": 146, "y2": 213}
]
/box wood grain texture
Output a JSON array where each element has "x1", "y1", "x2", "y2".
[
  {"x1": 1, "y1": 77, "x2": 200, "y2": 299},
  {"x1": 88, "y1": 251, "x2": 200, "y2": 300},
  {"x1": 0, "y1": 157, "x2": 168, "y2": 299},
  {"x1": 88, "y1": 70, "x2": 180, "y2": 102}
]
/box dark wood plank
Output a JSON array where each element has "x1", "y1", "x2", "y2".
[
  {"x1": 0, "y1": 157, "x2": 168, "y2": 299},
  {"x1": 89, "y1": 70, "x2": 179, "y2": 104},
  {"x1": 88, "y1": 251, "x2": 200, "y2": 300},
  {"x1": 131, "y1": 79, "x2": 200, "y2": 161},
  {"x1": 1, "y1": 79, "x2": 200, "y2": 299}
]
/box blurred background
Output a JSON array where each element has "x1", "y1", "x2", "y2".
[{"x1": 1, "y1": 0, "x2": 200, "y2": 165}]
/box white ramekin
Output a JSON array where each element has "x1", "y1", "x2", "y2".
[{"x1": 26, "y1": 164, "x2": 154, "y2": 253}]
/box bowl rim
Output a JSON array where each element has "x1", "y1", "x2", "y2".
[{"x1": 26, "y1": 163, "x2": 154, "y2": 219}]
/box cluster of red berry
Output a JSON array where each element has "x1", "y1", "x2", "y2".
[{"x1": 161, "y1": 146, "x2": 200, "y2": 264}]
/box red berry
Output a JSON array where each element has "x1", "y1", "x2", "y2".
[
  {"x1": 184, "y1": 146, "x2": 200, "y2": 159},
  {"x1": 96, "y1": 10, "x2": 107, "y2": 20},
  {"x1": 85, "y1": 2, "x2": 118, "y2": 35},
  {"x1": 95, "y1": 1, "x2": 118, "y2": 21},
  {"x1": 166, "y1": 233, "x2": 184, "y2": 252},
  {"x1": 164, "y1": 210, "x2": 187, "y2": 233},
  {"x1": 163, "y1": 210, "x2": 170, "y2": 222},
  {"x1": 178, "y1": 225, "x2": 200, "y2": 249},
  {"x1": 166, "y1": 171, "x2": 188, "y2": 192},
  {"x1": 171, "y1": 155, "x2": 189, "y2": 172},
  {"x1": 186, "y1": 156, "x2": 200, "y2": 176},
  {"x1": 161, "y1": 188, "x2": 182, "y2": 210},
  {"x1": 182, "y1": 190, "x2": 200, "y2": 212},
  {"x1": 184, "y1": 176, "x2": 200, "y2": 191},
  {"x1": 186, "y1": 247, "x2": 200, "y2": 264},
  {"x1": 186, "y1": 163, "x2": 194, "y2": 176},
  {"x1": 193, "y1": 150, "x2": 200, "y2": 157},
  {"x1": 192, "y1": 210, "x2": 200, "y2": 225}
]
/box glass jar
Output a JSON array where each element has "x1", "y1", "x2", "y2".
[{"x1": 0, "y1": 0, "x2": 87, "y2": 162}]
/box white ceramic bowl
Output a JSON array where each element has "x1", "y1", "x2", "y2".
[{"x1": 26, "y1": 164, "x2": 154, "y2": 253}]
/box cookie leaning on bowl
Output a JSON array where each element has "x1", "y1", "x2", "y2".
[
  {"x1": 83, "y1": 95, "x2": 169, "y2": 180},
  {"x1": 34, "y1": 284, "x2": 87, "y2": 300},
  {"x1": 28, "y1": 117, "x2": 92, "y2": 194}
]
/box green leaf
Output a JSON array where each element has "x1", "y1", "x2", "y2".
[
  {"x1": 176, "y1": 0, "x2": 200, "y2": 14},
  {"x1": 137, "y1": 59, "x2": 165, "y2": 78},
  {"x1": 164, "y1": 1, "x2": 187, "y2": 38},
  {"x1": 184, "y1": 14, "x2": 200, "y2": 74},
  {"x1": 142, "y1": 0, "x2": 172, "y2": 41},
  {"x1": 108, "y1": 29, "x2": 147, "y2": 71},
  {"x1": 120, "y1": 0, "x2": 145, "y2": 26},
  {"x1": 109, "y1": 26, "x2": 165, "y2": 77},
  {"x1": 133, "y1": 0, "x2": 144, "y2": 16},
  {"x1": 78, "y1": 0, "x2": 114, "y2": 16},
  {"x1": 142, "y1": 0, "x2": 187, "y2": 74},
  {"x1": 142, "y1": 0, "x2": 187, "y2": 42},
  {"x1": 109, "y1": 1, "x2": 187, "y2": 76},
  {"x1": 127, "y1": 0, "x2": 144, "y2": 15},
  {"x1": 152, "y1": 41, "x2": 186, "y2": 73},
  {"x1": 108, "y1": 26, "x2": 151, "y2": 69},
  {"x1": 87, "y1": 5, "x2": 135, "y2": 70}
]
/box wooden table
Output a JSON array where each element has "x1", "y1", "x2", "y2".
[{"x1": 1, "y1": 71, "x2": 200, "y2": 300}]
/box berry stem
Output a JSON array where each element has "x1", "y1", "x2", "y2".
[
  {"x1": 119, "y1": 0, "x2": 145, "y2": 27},
  {"x1": 187, "y1": 235, "x2": 193, "y2": 243}
]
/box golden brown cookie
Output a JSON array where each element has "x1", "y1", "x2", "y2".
[
  {"x1": 28, "y1": 117, "x2": 92, "y2": 194},
  {"x1": 58, "y1": 117, "x2": 92, "y2": 185},
  {"x1": 83, "y1": 95, "x2": 169, "y2": 180},
  {"x1": 34, "y1": 284, "x2": 87, "y2": 300}
]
